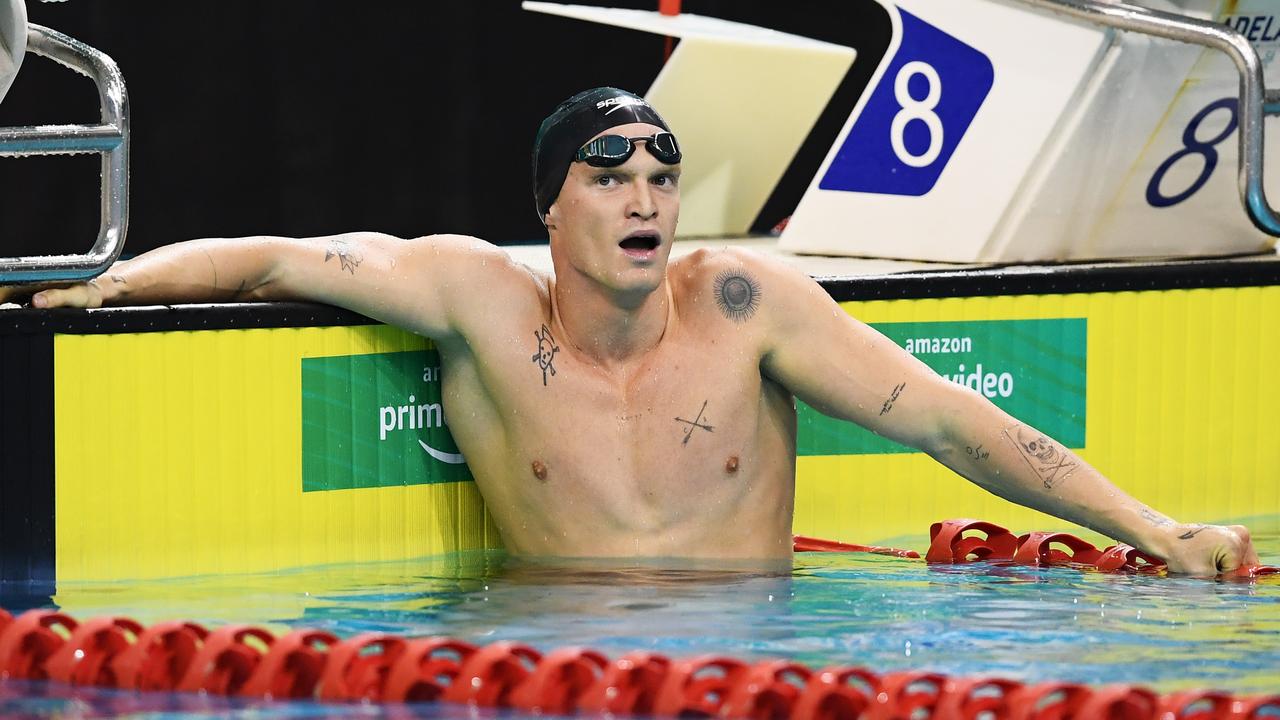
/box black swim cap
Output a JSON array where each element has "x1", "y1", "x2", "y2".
[{"x1": 532, "y1": 87, "x2": 673, "y2": 223}]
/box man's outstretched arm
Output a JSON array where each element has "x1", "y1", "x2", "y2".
[
  {"x1": 0, "y1": 232, "x2": 508, "y2": 341},
  {"x1": 749, "y1": 252, "x2": 1258, "y2": 575}
]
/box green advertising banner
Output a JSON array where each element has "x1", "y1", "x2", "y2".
[
  {"x1": 798, "y1": 318, "x2": 1087, "y2": 456},
  {"x1": 302, "y1": 350, "x2": 472, "y2": 491}
]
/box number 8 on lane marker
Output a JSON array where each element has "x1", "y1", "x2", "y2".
[
  {"x1": 819, "y1": 9, "x2": 994, "y2": 197},
  {"x1": 891, "y1": 61, "x2": 945, "y2": 168}
]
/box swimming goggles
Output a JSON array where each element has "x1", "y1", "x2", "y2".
[{"x1": 574, "y1": 132, "x2": 682, "y2": 167}]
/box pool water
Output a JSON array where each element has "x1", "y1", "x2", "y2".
[{"x1": 1, "y1": 521, "x2": 1278, "y2": 718}]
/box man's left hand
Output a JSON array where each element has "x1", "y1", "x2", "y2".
[{"x1": 1161, "y1": 524, "x2": 1259, "y2": 576}]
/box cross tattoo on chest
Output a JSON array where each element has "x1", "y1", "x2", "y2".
[{"x1": 675, "y1": 400, "x2": 714, "y2": 446}]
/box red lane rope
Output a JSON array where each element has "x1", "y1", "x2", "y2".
[
  {"x1": 798, "y1": 518, "x2": 1278, "y2": 578},
  {"x1": 913, "y1": 518, "x2": 1277, "y2": 578},
  {"x1": 794, "y1": 535, "x2": 920, "y2": 558},
  {"x1": 1, "y1": 519, "x2": 1274, "y2": 717},
  {"x1": 2, "y1": 605, "x2": 1277, "y2": 718}
]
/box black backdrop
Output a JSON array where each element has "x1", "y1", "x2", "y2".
[{"x1": 0, "y1": 1, "x2": 889, "y2": 257}]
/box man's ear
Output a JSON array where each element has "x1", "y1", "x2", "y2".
[{"x1": 544, "y1": 202, "x2": 559, "y2": 231}]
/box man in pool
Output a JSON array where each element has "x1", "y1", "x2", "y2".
[{"x1": 1, "y1": 87, "x2": 1258, "y2": 575}]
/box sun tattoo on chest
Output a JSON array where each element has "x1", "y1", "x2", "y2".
[{"x1": 713, "y1": 269, "x2": 761, "y2": 322}]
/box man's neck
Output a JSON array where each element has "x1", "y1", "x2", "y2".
[{"x1": 551, "y1": 270, "x2": 673, "y2": 369}]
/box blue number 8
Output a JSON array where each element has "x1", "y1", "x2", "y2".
[{"x1": 1146, "y1": 98, "x2": 1238, "y2": 208}]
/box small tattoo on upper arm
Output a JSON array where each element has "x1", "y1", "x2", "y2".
[
  {"x1": 1001, "y1": 423, "x2": 1078, "y2": 489},
  {"x1": 713, "y1": 270, "x2": 761, "y2": 322},
  {"x1": 965, "y1": 444, "x2": 990, "y2": 460},
  {"x1": 675, "y1": 400, "x2": 714, "y2": 445},
  {"x1": 1178, "y1": 525, "x2": 1208, "y2": 540},
  {"x1": 1140, "y1": 508, "x2": 1174, "y2": 527},
  {"x1": 324, "y1": 238, "x2": 363, "y2": 274},
  {"x1": 880, "y1": 382, "x2": 905, "y2": 416},
  {"x1": 531, "y1": 324, "x2": 560, "y2": 386}
]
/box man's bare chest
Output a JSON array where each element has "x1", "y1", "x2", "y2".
[
  {"x1": 437, "y1": 308, "x2": 798, "y2": 552},
  {"x1": 455, "y1": 324, "x2": 779, "y2": 488},
  {"x1": 520, "y1": 340, "x2": 762, "y2": 454}
]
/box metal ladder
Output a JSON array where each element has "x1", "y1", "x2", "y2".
[
  {"x1": 0, "y1": 22, "x2": 128, "y2": 284},
  {"x1": 1016, "y1": 0, "x2": 1280, "y2": 238}
]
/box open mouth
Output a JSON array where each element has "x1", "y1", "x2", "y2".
[{"x1": 619, "y1": 234, "x2": 660, "y2": 254}]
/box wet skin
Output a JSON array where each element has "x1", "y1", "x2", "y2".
[
  {"x1": 436, "y1": 122, "x2": 797, "y2": 560},
  {"x1": 3, "y1": 124, "x2": 1260, "y2": 575}
]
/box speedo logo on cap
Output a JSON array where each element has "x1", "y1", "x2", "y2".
[{"x1": 596, "y1": 96, "x2": 647, "y2": 115}]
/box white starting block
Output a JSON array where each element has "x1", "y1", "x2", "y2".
[
  {"x1": 528, "y1": 0, "x2": 1280, "y2": 261},
  {"x1": 783, "y1": 0, "x2": 1280, "y2": 261},
  {"x1": 783, "y1": 0, "x2": 1115, "y2": 261}
]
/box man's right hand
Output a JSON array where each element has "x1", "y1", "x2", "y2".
[
  {"x1": 1, "y1": 234, "x2": 521, "y2": 349},
  {"x1": 0, "y1": 280, "x2": 109, "y2": 308}
]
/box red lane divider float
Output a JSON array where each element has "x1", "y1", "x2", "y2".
[
  {"x1": 1, "y1": 608, "x2": 1278, "y2": 718},
  {"x1": 576, "y1": 651, "x2": 669, "y2": 715},
  {"x1": 914, "y1": 519, "x2": 1278, "y2": 578},
  {"x1": 791, "y1": 666, "x2": 878, "y2": 719},
  {"x1": 240, "y1": 628, "x2": 337, "y2": 699},
  {"x1": 44, "y1": 616, "x2": 143, "y2": 687},
  {"x1": 0, "y1": 609, "x2": 75, "y2": 681},
  {"x1": 114, "y1": 620, "x2": 208, "y2": 691},
  {"x1": 721, "y1": 659, "x2": 811, "y2": 718},
  {"x1": 444, "y1": 640, "x2": 540, "y2": 707},
  {"x1": 382, "y1": 637, "x2": 476, "y2": 703},
  {"x1": 1012, "y1": 531, "x2": 1104, "y2": 568},
  {"x1": 318, "y1": 632, "x2": 406, "y2": 702},
  {"x1": 1094, "y1": 543, "x2": 1167, "y2": 573},
  {"x1": 509, "y1": 646, "x2": 607, "y2": 714},
  {"x1": 935, "y1": 676, "x2": 1023, "y2": 719},
  {"x1": 924, "y1": 520, "x2": 1019, "y2": 563},
  {"x1": 872, "y1": 670, "x2": 948, "y2": 719},
  {"x1": 177, "y1": 624, "x2": 273, "y2": 695}
]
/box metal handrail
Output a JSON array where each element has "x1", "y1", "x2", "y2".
[
  {"x1": 0, "y1": 23, "x2": 129, "y2": 284},
  {"x1": 1014, "y1": 0, "x2": 1280, "y2": 238}
]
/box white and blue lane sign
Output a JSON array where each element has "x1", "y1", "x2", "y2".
[
  {"x1": 819, "y1": 9, "x2": 994, "y2": 197},
  {"x1": 1142, "y1": 14, "x2": 1278, "y2": 210},
  {"x1": 1224, "y1": 14, "x2": 1280, "y2": 43}
]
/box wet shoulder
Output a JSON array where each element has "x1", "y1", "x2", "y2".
[
  {"x1": 672, "y1": 246, "x2": 778, "y2": 327},
  {"x1": 426, "y1": 235, "x2": 550, "y2": 340},
  {"x1": 444, "y1": 236, "x2": 546, "y2": 302}
]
